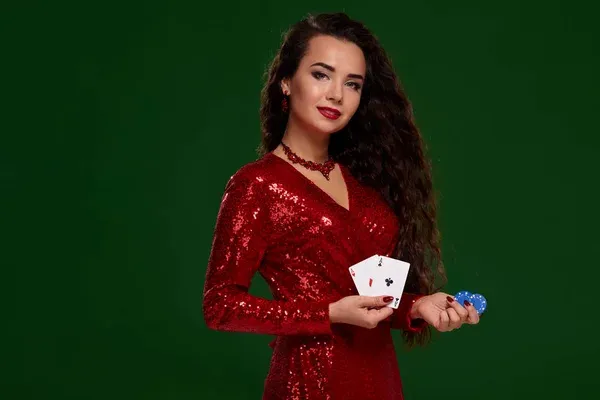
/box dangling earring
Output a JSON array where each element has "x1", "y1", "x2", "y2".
[{"x1": 281, "y1": 92, "x2": 289, "y2": 113}]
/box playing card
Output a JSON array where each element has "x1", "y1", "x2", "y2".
[
  {"x1": 348, "y1": 254, "x2": 379, "y2": 295},
  {"x1": 369, "y1": 256, "x2": 410, "y2": 309}
]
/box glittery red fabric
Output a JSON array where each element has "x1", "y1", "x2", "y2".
[{"x1": 203, "y1": 152, "x2": 427, "y2": 400}]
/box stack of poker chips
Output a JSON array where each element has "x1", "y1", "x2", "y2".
[{"x1": 454, "y1": 291, "x2": 487, "y2": 315}]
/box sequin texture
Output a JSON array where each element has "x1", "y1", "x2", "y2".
[{"x1": 203, "y1": 152, "x2": 426, "y2": 400}]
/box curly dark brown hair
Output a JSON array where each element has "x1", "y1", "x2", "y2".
[{"x1": 257, "y1": 12, "x2": 446, "y2": 347}]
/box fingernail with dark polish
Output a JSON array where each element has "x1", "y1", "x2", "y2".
[
  {"x1": 446, "y1": 296, "x2": 454, "y2": 303},
  {"x1": 383, "y1": 296, "x2": 394, "y2": 303},
  {"x1": 464, "y1": 300, "x2": 471, "y2": 307}
]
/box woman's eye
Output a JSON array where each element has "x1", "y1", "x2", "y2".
[
  {"x1": 312, "y1": 71, "x2": 327, "y2": 80},
  {"x1": 347, "y1": 81, "x2": 362, "y2": 91}
]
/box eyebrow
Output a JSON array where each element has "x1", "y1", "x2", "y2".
[{"x1": 310, "y1": 62, "x2": 364, "y2": 80}]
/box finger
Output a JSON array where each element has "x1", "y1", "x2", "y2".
[
  {"x1": 365, "y1": 307, "x2": 393, "y2": 328},
  {"x1": 447, "y1": 308, "x2": 462, "y2": 330},
  {"x1": 463, "y1": 300, "x2": 480, "y2": 324},
  {"x1": 438, "y1": 309, "x2": 450, "y2": 332},
  {"x1": 378, "y1": 307, "x2": 394, "y2": 320},
  {"x1": 446, "y1": 296, "x2": 469, "y2": 321},
  {"x1": 359, "y1": 295, "x2": 395, "y2": 308},
  {"x1": 367, "y1": 305, "x2": 393, "y2": 318}
]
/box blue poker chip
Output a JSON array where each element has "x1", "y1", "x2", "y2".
[
  {"x1": 469, "y1": 293, "x2": 487, "y2": 315},
  {"x1": 454, "y1": 291, "x2": 472, "y2": 306}
]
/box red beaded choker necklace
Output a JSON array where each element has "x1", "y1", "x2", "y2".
[{"x1": 281, "y1": 142, "x2": 336, "y2": 180}]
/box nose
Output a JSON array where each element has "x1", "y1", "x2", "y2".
[{"x1": 326, "y1": 82, "x2": 343, "y2": 104}]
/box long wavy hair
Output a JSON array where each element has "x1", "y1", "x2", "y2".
[{"x1": 257, "y1": 12, "x2": 446, "y2": 347}]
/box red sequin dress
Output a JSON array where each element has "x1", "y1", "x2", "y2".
[{"x1": 203, "y1": 152, "x2": 426, "y2": 400}]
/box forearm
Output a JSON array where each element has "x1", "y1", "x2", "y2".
[
  {"x1": 203, "y1": 285, "x2": 334, "y2": 336},
  {"x1": 390, "y1": 293, "x2": 428, "y2": 332}
]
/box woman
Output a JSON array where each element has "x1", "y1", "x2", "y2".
[{"x1": 203, "y1": 12, "x2": 480, "y2": 400}]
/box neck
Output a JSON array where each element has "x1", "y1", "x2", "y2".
[{"x1": 281, "y1": 115, "x2": 330, "y2": 163}]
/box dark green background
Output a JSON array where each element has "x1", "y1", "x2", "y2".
[{"x1": 3, "y1": 1, "x2": 599, "y2": 399}]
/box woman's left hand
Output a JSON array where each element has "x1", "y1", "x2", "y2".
[{"x1": 410, "y1": 292, "x2": 480, "y2": 332}]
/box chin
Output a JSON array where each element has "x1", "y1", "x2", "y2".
[
  {"x1": 312, "y1": 120, "x2": 347, "y2": 136},
  {"x1": 312, "y1": 126, "x2": 340, "y2": 136}
]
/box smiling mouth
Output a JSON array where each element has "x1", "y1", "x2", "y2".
[{"x1": 317, "y1": 107, "x2": 341, "y2": 120}]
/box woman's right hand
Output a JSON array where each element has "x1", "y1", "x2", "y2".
[{"x1": 328, "y1": 295, "x2": 395, "y2": 329}]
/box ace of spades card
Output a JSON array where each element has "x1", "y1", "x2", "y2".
[
  {"x1": 370, "y1": 256, "x2": 410, "y2": 308},
  {"x1": 348, "y1": 255, "x2": 410, "y2": 309}
]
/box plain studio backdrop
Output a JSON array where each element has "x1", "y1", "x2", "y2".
[{"x1": 2, "y1": 1, "x2": 599, "y2": 399}]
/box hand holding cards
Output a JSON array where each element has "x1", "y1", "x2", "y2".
[{"x1": 348, "y1": 254, "x2": 410, "y2": 309}]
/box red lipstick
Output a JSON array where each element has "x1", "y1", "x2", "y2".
[{"x1": 317, "y1": 107, "x2": 341, "y2": 120}]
